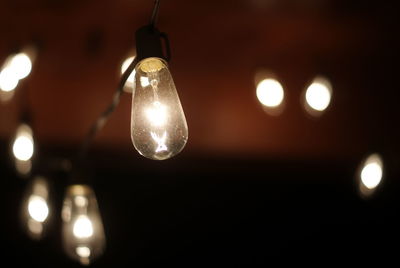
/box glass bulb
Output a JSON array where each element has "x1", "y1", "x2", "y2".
[
  {"x1": 357, "y1": 153, "x2": 384, "y2": 198},
  {"x1": 62, "y1": 185, "x2": 106, "y2": 266},
  {"x1": 12, "y1": 124, "x2": 34, "y2": 162},
  {"x1": 21, "y1": 176, "x2": 50, "y2": 240},
  {"x1": 131, "y1": 57, "x2": 188, "y2": 160},
  {"x1": 303, "y1": 76, "x2": 332, "y2": 117}
]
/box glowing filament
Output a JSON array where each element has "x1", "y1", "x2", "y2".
[
  {"x1": 361, "y1": 162, "x2": 383, "y2": 189},
  {"x1": 151, "y1": 131, "x2": 168, "y2": 152},
  {"x1": 146, "y1": 101, "x2": 167, "y2": 126},
  {"x1": 305, "y1": 81, "x2": 332, "y2": 111},
  {"x1": 28, "y1": 195, "x2": 49, "y2": 223},
  {"x1": 13, "y1": 125, "x2": 34, "y2": 161},
  {"x1": 256, "y1": 78, "x2": 284, "y2": 108},
  {"x1": 73, "y1": 215, "x2": 94, "y2": 239}
]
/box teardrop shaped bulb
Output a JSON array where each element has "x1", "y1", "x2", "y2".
[
  {"x1": 61, "y1": 185, "x2": 106, "y2": 265},
  {"x1": 21, "y1": 176, "x2": 50, "y2": 240},
  {"x1": 131, "y1": 57, "x2": 188, "y2": 160}
]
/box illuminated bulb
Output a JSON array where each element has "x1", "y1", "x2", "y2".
[
  {"x1": 121, "y1": 56, "x2": 136, "y2": 89},
  {"x1": 131, "y1": 57, "x2": 188, "y2": 160},
  {"x1": 0, "y1": 67, "x2": 19, "y2": 92},
  {"x1": 360, "y1": 154, "x2": 383, "y2": 190},
  {"x1": 28, "y1": 196, "x2": 49, "y2": 223},
  {"x1": 256, "y1": 78, "x2": 284, "y2": 108},
  {"x1": 73, "y1": 215, "x2": 94, "y2": 238},
  {"x1": 304, "y1": 77, "x2": 332, "y2": 115},
  {"x1": 12, "y1": 124, "x2": 34, "y2": 161},
  {"x1": 22, "y1": 177, "x2": 50, "y2": 240},
  {"x1": 62, "y1": 185, "x2": 106, "y2": 265},
  {"x1": 9, "y1": 53, "x2": 33, "y2": 80}
]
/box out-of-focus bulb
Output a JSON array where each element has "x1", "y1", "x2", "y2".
[
  {"x1": 360, "y1": 154, "x2": 383, "y2": 190},
  {"x1": 0, "y1": 67, "x2": 19, "y2": 92},
  {"x1": 121, "y1": 56, "x2": 136, "y2": 90},
  {"x1": 62, "y1": 185, "x2": 106, "y2": 265},
  {"x1": 12, "y1": 124, "x2": 34, "y2": 161},
  {"x1": 131, "y1": 57, "x2": 188, "y2": 160},
  {"x1": 9, "y1": 53, "x2": 32, "y2": 80},
  {"x1": 303, "y1": 76, "x2": 332, "y2": 116},
  {"x1": 256, "y1": 78, "x2": 284, "y2": 108},
  {"x1": 73, "y1": 215, "x2": 94, "y2": 239},
  {"x1": 357, "y1": 153, "x2": 384, "y2": 198},
  {"x1": 0, "y1": 51, "x2": 33, "y2": 91},
  {"x1": 22, "y1": 177, "x2": 50, "y2": 240},
  {"x1": 28, "y1": 196, "x2": 49, "y2": 222}
]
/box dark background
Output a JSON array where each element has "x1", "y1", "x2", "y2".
[{"x1": 1, "y1": 0, "x2": 399, "y2": 266}]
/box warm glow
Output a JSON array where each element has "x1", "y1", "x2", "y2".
[
  {"x1": 256, "y1": 79, "x2": 284, "y2": 108},
  {"x1": 15, "y1": 159, "x2": 32, "y2": 175},
  {"x1": 75, "y1": 196, "x2": 88, "y2": 207},
  {"x1": 360, "y1": 155, "x2": 383, "y2": 190},
  {"x1": 76, "y1": 246, "x2": 91, "y2": 258},
  {"x1": 121, "y1": 56, "x2": 136, "y2": 85},
  {"x1": 73, "y1": 215, "x2": 94, "y2": 239},
  {"x1": 305, "y1": 78, "x2": 332, "y2": 112},
  {"x1": 0, "y1": 67, "x2": 19, "y2": 92},
  {"x1": 12, "y1": 125, "x2": 34, "y2": 161},
  {"x1": 140, "y1": 76, "x2": 150, "y2": 87},
  {"x1": 146, "y1": 101, "x2": 168, "y2": 126},
  {"x1": 10, "y1": 53, "x2": 33, "y2": 80},
  {"x1": 28, "y1": 195, "x2": 49, "y2": 223}
]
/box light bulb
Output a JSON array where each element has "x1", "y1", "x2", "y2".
[
  {"x1": 62, "y1": 185, "x2": 106, "y2": 265},
  {"x1": 12, "y1": 124, "x2": 34, "y2": 162},
  {"x1": 131, "y1": 57, "x2": 188, "y2": 160},
  {"x1": 0, "y1": 67, "x2": 19, "y2": 92},
  {"x1": 360, "y1": 154, "x2": 383, "y2": 190},
  {"x1": 303, "y1": 76, "x2": 332, "y2": 116},
  {"x1": 357, "y1": 153, "x2": 384, "y2": 198},
  {"x1": 256, "y1": 78, "x2": 284, "y2": 108},
  {"x1": 21, "y1": 176, "x2": 50, "y2": 240},
  {"x1": 9, "y1": 52, "x2": 33, "y2": 80}
]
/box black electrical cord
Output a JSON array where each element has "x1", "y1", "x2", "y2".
[
  {"x1": 150, "y1": 0, "x2": 161, "y2": 29},
  {"x1": 77, "y1": 57, "x2": 139, "y2": 164}
]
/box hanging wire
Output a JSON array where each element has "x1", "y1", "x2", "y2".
[
  {"x1": 76, "y1": 57, "x2": 139, "y2": 164},
  {"x1": 150, "y1": 0, "x2": 161, "y2": 28}
]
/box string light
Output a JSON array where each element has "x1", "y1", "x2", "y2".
[
  {"x1": 0, "y1": 46, "x2": 36, "y2": 102},
  {"x1": 62, "y1": 185, "x2": 106, "y2": 266},
  {"x1": 21, "y1": 177, "x2": 50, "y2": 240},
  {"x1": 357, "y1": 153, "x2": 384, "y2": 198},
  {"x1": 303, "y1": 76, "x2": 332, "y2": 117}
]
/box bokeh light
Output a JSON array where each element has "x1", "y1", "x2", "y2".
[{"x1": 303, "y1": 76, "x2": 332, "y2": 116}]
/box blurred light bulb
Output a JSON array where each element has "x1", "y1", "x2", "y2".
[
  {"x1": 131, "y1": 57, "x2": 188, "y2": 160},
  {"x1": 304, "y1": 76, "x2": 332, "y2": 116},
  {"x1": 62, "y1": 185, "x2": 106, "y2": 265},
  {"x1": 357, "y1": 153, "x2": 384, "y2": 198},
  {"x1": 22, "y1": 177, "x2": 50, "y2": 240},
  {"x1": 0, "y1": 67, "x2": 19, "y2": 92},
  {"x1": 256, "y1": 78, "x2": 284, "y2": 108},
  {"x1": 10, "y1": 53, "x2": 32, "y2": 80},
  {"x1": 121, "y1": 56, "x2": 136, "y2": 90},
  {"x1": 360, "y1": 154, "x2": 383, "y2": 190},
  {"x1": 73, "y1": 215, "x2": 94, "y2": 238},
  {"x1": 28, "y1": 196, "x2": 49, "y2": 222},
  {"x1": 12, "y1": 124, "x2": 34, "y2": 161}
]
